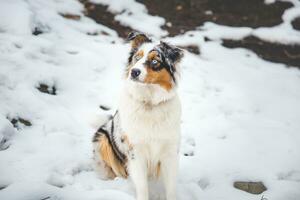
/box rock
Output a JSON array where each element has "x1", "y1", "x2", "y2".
[
  {"x1": 183, "y1": 151, "x2": 194, "y2": 156},
  {"x1": 0, "y1": 185, "x2": 8, "y2": 190},
  {"x1": 37, "y1": 83, "x2": 56, "y2": 95},
  {"x1": 8, "y1": 117, "x2": 32, "y2": 130},
  {"x1": 32, "y1": 27, "x2": 43, "y2": 36},
  {"x1": 233, "y1": 181, "x2": 267, "y2": 194},
  {"x1": 99, "y1": 105, "x2": 110, "y2": 111},
  {"x1": 60, "y1": 13, "x2": 81, "y2": 21}
]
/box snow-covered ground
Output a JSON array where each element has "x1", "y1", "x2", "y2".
[{"x1": 0, "y1": 0, "x2": 300, "y2": 200}]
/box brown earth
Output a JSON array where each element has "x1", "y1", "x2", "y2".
[
  {"x1": 9, "y1": 117, "x2": 32, "y2": 129},
  {"x1": 81, "y1": 0, "x2": 134, "y2": 38},
  {"x1": 79, "y1": 0, "x2": 300, "y2": 68},
  {"x1": 222, "y1": 36, "x2": 300, "y2": 68},
  {"x1": 138, "y1": 0, "x2": 293, "y2": 36},
  {"x1": 234, "y1": 181, "x2": 267, "y2": 194},
  {"x1": 292, "y1": 17, "x2": 300, "y2": 30},
  {"x1": 37, "y1": 83, "x2": 57, "y2": 95}
]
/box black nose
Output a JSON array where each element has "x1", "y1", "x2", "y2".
[{"x1": 131, "y1": 68, "x2": 141, "y2": 79}]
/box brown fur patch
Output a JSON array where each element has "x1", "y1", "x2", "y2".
[
  {"x1": 143, "y1": 51, "x2": 173, "y2": 91},
  {"x1": 131, "y1": 35, "x2": 149, "y2": 49},
  {"x1": 135, "y1": 50, "x2": 144, "y2": 59},
  {"x1": 98, "y1": 134, "x2": 128, "y2": 178},
  {"x1": 147, "y1": 51, "x2": 161, "y2": 64},
  {"x1": 144, "y1": 67, "x2": 172, "y2": 91}
]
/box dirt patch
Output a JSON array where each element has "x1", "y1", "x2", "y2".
[
  {"x1": 138, "y1": 0, "x2": 293, "y2": 36},
  {"x1": 80, "y1": 0, "x2": 298, "y2": 68},
  {"x1": 99, "y1": 105, "x2": 110, "y2": 111},
  {"x1": 0, "y1": 185, "x2": 8, "y2": 190},
  {"x1": 37, "y1": 83, "x2": 57, "y2": 95},
  {"x1": 179, "y1": 45, "x2": 200, "y2": 55},
  {"x1": 291, "y1": 17, "x2": 300, "y2": 31},
  {"x1": 9, "y1": 117, "x2": 32, "y2": 129},
  {"x1": 60, "y1": 13, "x2": 81, "y2": 21},
  {"x1": 32, "y1": 27, "x2": 44, "y2": 36},
  {"x1": 81, "y1": 0, "x2": 134, "y2": 38},
  {"x1": 0, "y1": 138, "x2": 10, "y2": 151},
  {"x1": 234, "y1": 181, "x2": 267, "y2": 194},
  {"x1": 222, "y1": 36, "x2": 300, "y2": 68},
  {"x1": 40, "y1": 197, "x2": 51, "y2": 200}
]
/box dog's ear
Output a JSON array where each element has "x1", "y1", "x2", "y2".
[
  {"x1": 159, "y1": 41, "x2": 184, "y2": 65},
  {"x1": 127, "y1": 31, "x2": 151, "y2": 49}
]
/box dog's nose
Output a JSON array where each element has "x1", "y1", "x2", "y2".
[{"x1": 131, "y1": 68, "x2": 141, "y2": 79}]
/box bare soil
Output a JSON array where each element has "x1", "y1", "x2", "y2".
[
  {"x1": 137, "y1": 0, "x2": 293, "y2": 36},
  {"x1": 292, "y1": 17, "x2": 300, "y2": 30},
  {"x1": 80, "y1": 0, "x2": 300, "y2": 68},
  {"x1": 81, "y1": 0, "x2": 134, "y2": 38},
  {"x1": 222, "y1": 36, "x2": 300, "y2": 68}
]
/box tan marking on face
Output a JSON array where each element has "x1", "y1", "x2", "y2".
[
  {"x1": 143, "y1": 51, "x2": 172, "y2": 91},
  {"x1": 135, "y1": 50, "x2": 144, "y2": 59},
  {"x1": 144, "y1": 67, "x2": 172, "y2": 91},
  {"x1": 147, "y1": 51, "x2": 161, "y2": 66},
  {"x1": 98, "y1": 134, "x2": 128, "y2": 178}
]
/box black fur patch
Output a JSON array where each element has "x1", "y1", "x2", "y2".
[
  {"x1": 157, "y1": 42, "x2": 183, "y2": 67},
  {"x1": 93, "y1": 113, "x2": 126, "y2": 164},
  {"x1": 128, "y1": 49, "x2": 137, "y2": 65},
  {"x1": 153, "y1": 42, "x2": 184, "y2": 83},
  {"x1": 92, "y1": 127, "x2": 108, "y2": 142}
]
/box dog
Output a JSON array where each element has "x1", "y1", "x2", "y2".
[{"x1": 93, "y1": 31, "x2": 184, "y2": 200}]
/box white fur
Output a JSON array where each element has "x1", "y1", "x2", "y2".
[
  {"x1": 119, "y1": 80, "x2": 181, "y2": 200},
  {"x1": 94, "y1": 41, "x2": 182, "y2": 200}
]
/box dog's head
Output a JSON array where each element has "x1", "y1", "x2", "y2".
[{"x1": 126, "y1": 32, "x2": 184, "y2": 92}]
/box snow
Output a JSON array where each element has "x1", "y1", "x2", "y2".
[
  {"x1": 0, "y1": 0, "x2": 300, "y2": 200},
  {"x1": 187, "y1": 0, "x2": 300, "y2": 45},
  {"x1": 253, "y1": 1, "x2": 300, "y2": 44},
  {"x1": 199, "y1": 22, "x2": 253, "y2": 41},
  {"x1": 90, "y1": 0, "x2": 168, "y2": 38},
  {"x1": 0, "y1": 0, "x2": 32, "y2": 35}
]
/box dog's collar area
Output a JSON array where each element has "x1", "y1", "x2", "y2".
[{"x1": 128, "y1": 92, "x2": 172, "y2": 109}]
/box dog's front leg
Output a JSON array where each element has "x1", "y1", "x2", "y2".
[
  {"x1": 161, "y1": 151, "x2": 178, "y2": 200},
  {"x1": 128, "y1": 154, "x2": 148, "y2": 200}
]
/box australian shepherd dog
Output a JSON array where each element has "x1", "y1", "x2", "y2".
[{"x1": 93, "y1": 31, "x2": 184, "y2": 200}]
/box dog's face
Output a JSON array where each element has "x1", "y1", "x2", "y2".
[{"x1": 126, "y1": 32, "x2": 183, "y2": 92}]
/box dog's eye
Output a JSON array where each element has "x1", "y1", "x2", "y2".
[{"x1": 151, "y1": 60, "x2": 158, "y2": 65}]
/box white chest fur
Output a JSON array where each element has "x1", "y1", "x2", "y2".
[
  {"x1": 118, "y1": 82, "x2": 182, "y2": 185},
  {"x1": 118, "y1": 82, "x2": 181, "y2": 146}
]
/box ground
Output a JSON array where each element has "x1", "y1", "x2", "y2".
[{"x1": 0, "y1": 0, "x2": 300, "y2": 200}]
